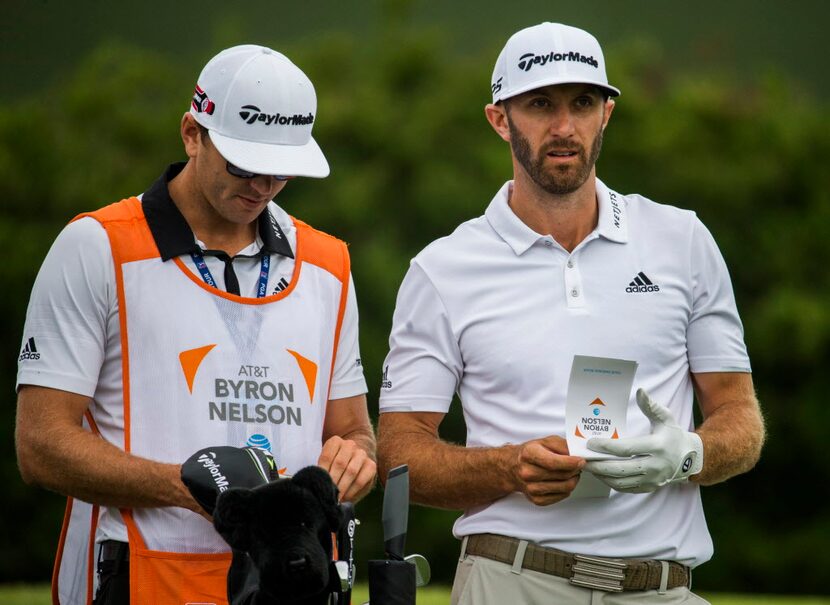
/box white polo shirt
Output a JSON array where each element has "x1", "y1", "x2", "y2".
[
  {"x1": 17, "y1": 165, "x2": 367, "y2": 543},
  {"x1": 379, "y1": 178, "x2": 750, "y2": 567}
]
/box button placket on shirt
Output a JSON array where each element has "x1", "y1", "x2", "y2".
[
  {"x1": 541, "y1": 238, "x2": 585, "y2": 309},
  {"x1": 562, "y1": 232, "x2": 601, "y2": 309},
  {"x1": 564, "y1": 254, "x2": 585, "y2": 308}
]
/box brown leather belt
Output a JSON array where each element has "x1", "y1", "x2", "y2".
[{"x1": 464, "y1": 534, "x2": 690, "y2": 593}]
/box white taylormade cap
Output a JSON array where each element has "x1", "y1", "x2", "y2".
[
  {"x1": 190, "y1": 44, "x2": 329, "y2": 178},
  {"x1": 491, "y1": 22, "x2": 620, "y2": 103}
]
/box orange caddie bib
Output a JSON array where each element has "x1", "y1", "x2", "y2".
[{"x1": 52, "y1": 198, "x2": 351, "y2": 605}]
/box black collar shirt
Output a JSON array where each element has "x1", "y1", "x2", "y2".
[{"x1": 141, "y1": 162, "x2": 294, "y2": 296}]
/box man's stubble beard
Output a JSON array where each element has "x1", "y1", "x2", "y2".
[{"x1": 508, "y1": 118, "x2": 604, "y2": 196}]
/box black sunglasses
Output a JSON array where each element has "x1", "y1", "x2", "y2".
[
  {"x1": 226, "y1": 161, "x2": 294, "y2": 181},
  {"x1": 199, "y1": 125, "x2": 294, "y2": 181}
]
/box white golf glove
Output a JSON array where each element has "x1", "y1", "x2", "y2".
[{"x1": 584, "y1": 389, "x2": 703, "y2": 493}]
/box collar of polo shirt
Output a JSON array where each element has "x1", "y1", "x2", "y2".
[
  {"x1": 142, "y1": 162, "x2": 295, "y2": 261},
  {"x1": 485, "y1": 178, "x2": 629, "y2": 255}
]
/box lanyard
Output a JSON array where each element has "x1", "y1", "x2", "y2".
[{"x1": 190, "y1": 252, "x2": 271, "y2": 298}]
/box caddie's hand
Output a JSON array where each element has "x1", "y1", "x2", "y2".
[
  {"x1": 318, "y1": 435, "x2": 377, "y2": 504},
  {"x1": 513, "y1": 435, "x2": 585, "y2": 506},
  {"x1": 584, "y1": 389, "x2": 703, "y2": 493}
]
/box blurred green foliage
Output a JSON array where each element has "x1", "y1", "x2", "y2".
[{"x1": 2, "y1": 19, "x2": 828, "y2": 596}]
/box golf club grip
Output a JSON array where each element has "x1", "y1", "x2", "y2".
[
  {"x1": 382, "y1": 465, "x2": 409, "y2": 559},
  {"x1": 368, "y1": 559, "x2": 416, "y2": 605},
  {"x1": 384, "y1": 534, "x2": 406, "y2": 561}
]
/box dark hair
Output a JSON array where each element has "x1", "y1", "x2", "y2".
[{"x1": 196, "y1": 122, "x2": 210, "y2": 142}]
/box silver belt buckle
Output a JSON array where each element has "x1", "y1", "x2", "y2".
[{"x1": 569, "y1": 554, "x2": 626, "y2": 592}]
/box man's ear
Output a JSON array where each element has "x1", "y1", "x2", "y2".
[
  {"x1": 181, "y1": 112, "x2": 203, "y2": 159},
  {"x1": 213, "y1": 488, "x2": 255, "y2": 551},
  {"x1": 484, "y1": 102, "x2": 511, "y2": 143},
  {"x1": 602, "y1": 98, "x2": 615, "y2": 131},
  {"x1": 293, "y1": 466, "x2": 341, "y2": 531}
]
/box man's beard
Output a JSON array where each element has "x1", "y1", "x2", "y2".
[{"x1": 509, "y1": 119, "x2": 604, "y2": 196}]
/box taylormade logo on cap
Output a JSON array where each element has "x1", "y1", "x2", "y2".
[
  {"x1": 517, "y1": 50, "x2": 599, "y2": 72},
  {"x1": 491, "y1": 22, "x2": 620, "y2": 103},
  {"x1": 238, "y1": 105, "x2": 315, "y2": 126},
  {"x1": 189, "y1": 44, "x2": 330, "y2": 178}
]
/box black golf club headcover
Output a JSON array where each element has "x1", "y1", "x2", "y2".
[
  {"x1": 368, "y1": 559, "x2": 416, "y2": 605},
  {"x1": 181, "y1": 445, "x2": 279, "y2": 515}
]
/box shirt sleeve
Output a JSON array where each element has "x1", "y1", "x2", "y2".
[
  {"x1": 378, "y1": 261, "x2": 462, "y2": 413},
  {"x1": 16, "y1": 217, "x2": 114, "y2": 396},
  {"x1": 327, "y1": 273, "x2": 369, "y2": 400},
  {"x1": 686, "y1": 217, "x2": 751, "y2": 373}
]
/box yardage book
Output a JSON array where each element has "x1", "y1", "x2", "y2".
[{"x1": 565, "y1": 355, "x2": 638, "y2": 498}]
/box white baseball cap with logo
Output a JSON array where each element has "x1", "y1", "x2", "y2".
[
  {"x1": 491, "y1": 22, "x2": 620, "y2": 104},
  {"x1": 190, "y1": 44, "x2": 329, "y2": 178}
]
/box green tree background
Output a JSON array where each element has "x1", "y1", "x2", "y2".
[{"x1": 2, "y1": 0, "x2": 828, "y2": 595}]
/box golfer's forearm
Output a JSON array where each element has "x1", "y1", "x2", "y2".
[
  {"x1": 17, "y1": 424, "x2": 197, "y2": 511},
  {"x1": 692, "y1": 398, "x2": 765, "y2": 486},
  {"x1": 379, "y1": 431, "x2": 519, "y2": 510}
]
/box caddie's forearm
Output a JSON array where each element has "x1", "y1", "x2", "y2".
[
  {"x1": 692, "y1": 397, "x2": 765, "y2": 486},
  {"x1": 378, "y1": 429, "x2": 519, "y2": 510},
  {"x1": 18, "y1": 421, "x2": 199, "y2": 512}
]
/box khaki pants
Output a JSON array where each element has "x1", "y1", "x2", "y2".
[{"x1": 451, "y1": 550, "x2": 710, "y2": 605}]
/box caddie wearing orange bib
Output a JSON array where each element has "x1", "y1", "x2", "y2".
[{"x1": 15, "y1": 45, "x2": 377, "y2": 604}]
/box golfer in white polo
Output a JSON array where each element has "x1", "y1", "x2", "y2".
[{"x1": 378, "y1": 22, "x2": 765, "y2": 604}]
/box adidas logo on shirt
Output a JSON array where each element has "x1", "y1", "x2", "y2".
[
  {"x1": 272, "y1": 277, "x2": 290, "y2": 294},
  {"x1": 18, "y1": 337, "x2": 41, "y2": 361},
  {"x1": 381, "y1": 365, "x2": 393, "y2": 390},
  {"x1": 625, "y1": 272, "x2": 660, "y2": 293}
]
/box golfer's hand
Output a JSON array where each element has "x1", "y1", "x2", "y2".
[
  {"x1": 585, "y1": 389, "x2": 703, "y2": 493},
  {"x1": 318, "y1": 435, "x2": 377, "y2": 503},
  {"x1": 513, "y1": 436, "x2": 585, "y2": 506}
]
